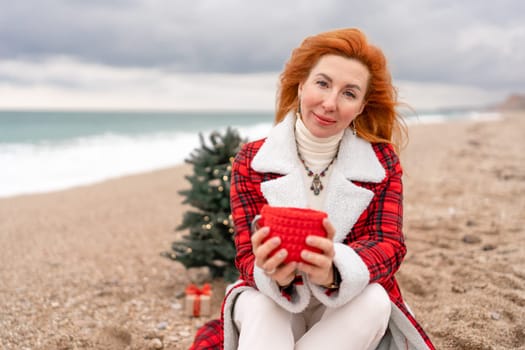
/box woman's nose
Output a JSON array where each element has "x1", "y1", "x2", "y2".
[{"x1": 322, "y1": 91, "x2": 337, "y2": 112}]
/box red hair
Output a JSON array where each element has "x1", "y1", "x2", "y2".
[{"x1": 276, "y1": 28, "x2": 406, "y2": 152}]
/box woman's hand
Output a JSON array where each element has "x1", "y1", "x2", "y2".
[
  {"x1": 297, "y1": 218, "x2": 336, "y2": 287},
  {"x1": 251, "y1": 226, "x2": 298, "y2": 287}
]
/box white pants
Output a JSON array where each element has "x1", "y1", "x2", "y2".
[{"x1": 233, "y1": 283, "x2": 391, "y2": 350}]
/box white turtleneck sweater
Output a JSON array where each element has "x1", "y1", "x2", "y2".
[{"x1": 295, "y1": 117, "x2": 345, "y2": 210}]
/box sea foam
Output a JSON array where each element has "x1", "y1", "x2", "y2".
[{"x1": 0, "y1": 122, "x2": 272, "y2": 198}]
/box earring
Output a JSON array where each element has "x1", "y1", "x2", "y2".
[
  {"x1": 351, "y1": 121, "x2": 357, "y2": 136},
  {"x1": 296, "y1": 97, "x2": 302, "y2": 119}
]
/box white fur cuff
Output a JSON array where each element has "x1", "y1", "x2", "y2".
[
  {"x1": 309, "y1": 243, "x2": 370, "y2": 307},
  {"x1": 253, "y1": 265, "x2": 310, "y2": 313}
]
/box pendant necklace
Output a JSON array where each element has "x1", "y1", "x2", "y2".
[{"x1": 296, "y1": 142, "x2": 340, "y2": 196}]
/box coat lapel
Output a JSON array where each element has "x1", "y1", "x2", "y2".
[
  {"x1": 251, "y1": 115, "x2": 308, "y2": 208},
  {"x1": 251, "y1": 114, "x2": 386, "y2": 242}
]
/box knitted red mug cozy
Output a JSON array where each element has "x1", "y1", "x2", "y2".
[{"x1": 259, "y1": 205, "x2": 328, "y2": 264}]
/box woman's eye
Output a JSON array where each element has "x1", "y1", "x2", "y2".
[
  {"x1": 315, "y1": 80, "x2": 328, "y2": 88},
  {"x1": 344, "y1": 90, "x2": 356, "y2": 98}
]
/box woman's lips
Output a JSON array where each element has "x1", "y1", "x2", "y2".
[{"x1": 313, "y1": 113, "x2": 336, "y2": 125}]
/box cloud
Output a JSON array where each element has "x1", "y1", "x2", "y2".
[
  {"x1": 0, "y1": 0, "x2": 523, "y2": 110},
  {"x1": 455, "y1": 23, "x2": 525, "y2": 87},
  {"x1": 0, "y1": 57, "x2": 278, "y2": 110},
  {"x1": 0, "y1": 57, "x2": 509, "y2": 111},
  {"x1": 396, "y1": 80, "x2": 507, "y2": 110}
]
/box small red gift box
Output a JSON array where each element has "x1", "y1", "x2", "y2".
[
  {"x1": 185, "y1": 283, "x2": 212, "y2": 317},
  {"x1": 259, "y1": 205, "x2": 328, "y2": 263}
]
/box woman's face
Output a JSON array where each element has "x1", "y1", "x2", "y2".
[{"x1": 298, "y1": 54, "x2": 369, "y2": 138}]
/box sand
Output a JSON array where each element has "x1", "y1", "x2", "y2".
[{"x1": 0, "y1": 112, "x2": 524, "y2": 350}]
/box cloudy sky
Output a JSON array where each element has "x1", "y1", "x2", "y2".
[{"x1": 1, "y1": 0, "x2": 523, "y2": 111}]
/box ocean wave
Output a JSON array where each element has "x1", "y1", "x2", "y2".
[{"x1": 1, "y1": 122, "x2": 273, "y2": 198}]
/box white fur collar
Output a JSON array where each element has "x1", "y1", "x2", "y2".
[
  {"x1": 252, "y1": 114, "x2": 385, "y2": 182},
  {"x1": 251, "y1": 113, "x2": 386, "y2": 241}
]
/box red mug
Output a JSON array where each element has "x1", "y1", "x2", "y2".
[{"x1": 258, "y1": 205, "x2": 328, "y2": 264}]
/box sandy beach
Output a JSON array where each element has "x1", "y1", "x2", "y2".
[{"x1": 1, "y1": 112, "x2": 524, "y2": 350}]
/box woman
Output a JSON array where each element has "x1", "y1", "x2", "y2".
[{"x1": 190, "y1": 28, "x2": 435, "y2": 350}]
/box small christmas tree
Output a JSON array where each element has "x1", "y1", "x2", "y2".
[{"x1": 164, "y1": 127, "x2": 245, "y2": 282}]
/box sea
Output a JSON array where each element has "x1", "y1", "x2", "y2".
[{"x1": 0, "y1": 109, "x2": 499, "y2": 198}]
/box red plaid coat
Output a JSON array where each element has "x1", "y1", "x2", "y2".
[{"x1": 190, "y1": 115, "x2": 435, "y2": 350}]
